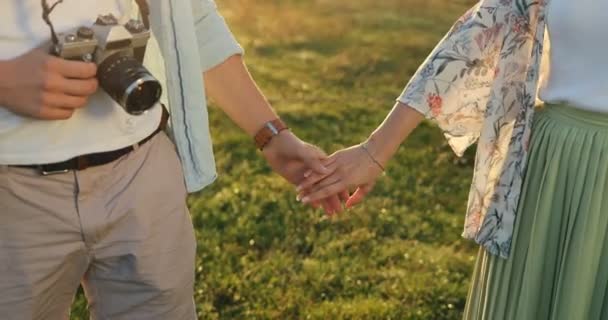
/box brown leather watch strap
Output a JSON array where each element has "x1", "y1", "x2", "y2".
[{"x1": 254, "y1": 119, "x2": 289, "y2": 150}]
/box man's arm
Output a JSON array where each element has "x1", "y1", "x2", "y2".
[
  {"x1": 203, "y1": 54, "x2": 347, "y2": 214},
  {"x1": 202, "y1": 55, "x2": 276, "y2": 136},
  {"x1": 144, "y1": 0, "x2": 347, "y2": 213}
]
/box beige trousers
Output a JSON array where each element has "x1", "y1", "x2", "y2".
[{"x1": 0, "y1": 133, "x2": 197, "y2": 320}]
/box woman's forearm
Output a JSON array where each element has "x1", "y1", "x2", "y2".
[{"x1": 365, "y1": 102, "x2": 424, "y2": 166}]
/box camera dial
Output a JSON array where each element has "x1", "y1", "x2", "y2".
[{"x1": 77, "y1": 27, "x2": 95, "y2": 40}]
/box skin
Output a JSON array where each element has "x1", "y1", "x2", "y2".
[
  {"x1": 203, "y1": 54, "x2": 348, "y2": 214},
  {"x1": 0, "y1": 49, "x2": 346, "y2": 214},
  {"x1": 296, "y1": 101, "x2": 425, "y2": 208},
  {"x1": 0, "y1": 47, "x2": 98, "y2": 120}
]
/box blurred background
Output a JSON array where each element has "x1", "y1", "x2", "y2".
[{"x1": 71, "y1": 0, "x2": 479, "y2": 319}]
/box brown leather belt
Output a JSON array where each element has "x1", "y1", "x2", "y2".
[{"x1": 16, "y1": 106, "x2": 170, "y2": 176}]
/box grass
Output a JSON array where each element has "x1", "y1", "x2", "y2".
[{"x1": 70, "y1": 0, "x2": 479, "y2": 319}]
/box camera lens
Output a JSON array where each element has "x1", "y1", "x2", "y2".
[{"x1": 97, "y1": 52, "x2": 162, "y2": 115}]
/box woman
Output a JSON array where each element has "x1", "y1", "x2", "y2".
[{"x1": 297, "y1": 0, "x2": 608, "y2": 319}]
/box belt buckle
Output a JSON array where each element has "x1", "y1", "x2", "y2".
[{"x1": 39, "y1": 166, "x2": 70, "y2": 176}]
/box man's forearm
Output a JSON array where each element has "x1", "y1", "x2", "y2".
[{"x1": 203, "y1": 55, "x2": 278, "y2": 136}]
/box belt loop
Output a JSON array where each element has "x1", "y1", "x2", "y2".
[{"x1": 76, "y1": 156, "x2": 89, "y2": 171}]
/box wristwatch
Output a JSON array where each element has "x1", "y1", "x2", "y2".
[{"x1": 254, "y1": 119, "x2": 289, "y2": 150}]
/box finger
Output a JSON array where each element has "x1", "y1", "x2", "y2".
[
  {"x1": 320, "y1": 195, "x2": 343, "y2": 216},
  {"x1": 297, "y1": 173, "x2": 341, "y2": 197},
  {"x1": 339, "y1": 190, "x2": 350, "y2": 203},
  {"x1": 345, "y1": 184, "x2": 374, "y2": 208},
  {"x1": 304, "y1": 155, "x2": 336, "y2": 178},
  {"x1": 323, "y1": 157, "x2": 338, "y2": 166},
  {"x1": 305, "y1": 158, "x2": 331, "y2": 175},
  {"x1": 302, "y1": 146, "x2": 332, "y2": 175},
  {"x1": 49, "y1": 56, "x2": 97, "y2": 79},
  {"x1": 326, "y1": 195, "x2": 343, "y2": 214},
  {"x1": 320, "y1": 199, "x2": 334, "y2": 216},
  {"x1": 303, "y1": 157, "x2": 337, "y2": 178},
  {"x1": 46, "y1": 75, "x2": 98, "y2": 96},
  {"x1": 301, "y1": 181, "x2": 345, "y2": 204},
  {"x1": 304, "y1": 170, "x2": 313, "y2": 178},
  {"x1": 297, "y1": 163, "x2": 339, "y2": 192},
  {"x1": 37, "y1": 106, "x2": 75, "y2": 120},
  {"x1": 42, "y1": 92, "x2": 89, "y2": 109},
  {"x1": 57, "y1": 77, "x2": 99, "y2": 96},
  {"x1": 307, "y1": 176, "x2": 342, "y2": 195}
]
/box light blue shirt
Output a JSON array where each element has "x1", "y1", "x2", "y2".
[{"x1": 147, "y1": 0, "x2": 243, "y2": 193}]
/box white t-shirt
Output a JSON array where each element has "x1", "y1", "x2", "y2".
[
  {"x1": 538, "y1": 0, "x2": 608, "y2": 112},
  {"x1": 0, "y1": 0, "x2": 162, "y2": 165}
]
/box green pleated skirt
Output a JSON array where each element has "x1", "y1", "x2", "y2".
[{"x1": 463, "y1": 103, "x2": 608, "y2": 320}]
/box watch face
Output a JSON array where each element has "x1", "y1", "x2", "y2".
[{"x1": 266, "y1": 122, "x2": 280, "y2": 135}]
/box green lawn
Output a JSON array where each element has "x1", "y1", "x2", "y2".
[{"x1": 71, "y1": 0, "x2": 479, "y2": 319}]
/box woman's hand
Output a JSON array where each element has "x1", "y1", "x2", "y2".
[
  {"x1": 262, "y1": 131, "x2": 348, "y2": 215},
  {"x1": 295, "y1": 102, "x2": 424, "y2": 210},
  {"x1": 296, "y1": 143, "x2": 385, "y2": 208}
]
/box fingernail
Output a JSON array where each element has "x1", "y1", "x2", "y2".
[
  {"x1": 301, "y1": 197, "x2": 310, "y2": 204},
  {"x1": 304, "y1": 172, "x2": 312, "y2": 178},
  {"x1": 296, "y1": 185, "x2": 303, "y2": 192}
]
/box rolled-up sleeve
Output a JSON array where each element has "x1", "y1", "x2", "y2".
[{"x1": 191, "y1": 0, "x2": 244, "y2": 72}]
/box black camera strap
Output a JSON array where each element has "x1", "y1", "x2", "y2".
[
  {"x1": 133, "y1": 0, "x2": 151, "y2": 62},
  {"x1": 134, "y1": 0, "x2": 150, "y2": 30},
  {"x1": 41, "y1": 0, "x2": 64, "y2": 49}
]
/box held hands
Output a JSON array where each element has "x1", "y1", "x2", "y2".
[
  {"x1": 262, "y1": 130, "x2": 350, "y2": 215},
  {"x1": 296, "y1": 142, "x2": 385, "y2": 209},
  {"x1": 0, "y1": 47, "x2": 98, "y2": 120}
]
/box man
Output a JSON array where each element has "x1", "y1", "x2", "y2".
[{"x1": 0, "y1": 0, "x2": 344, "y2": 319}]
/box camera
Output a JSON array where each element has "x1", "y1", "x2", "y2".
[{"x1": 53, "y1": 14, "x2": 162, "y2": 115}]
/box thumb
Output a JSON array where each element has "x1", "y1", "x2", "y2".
[
  {"x1": 345, "y1": 184, "x2": 374, "y2": 208},
  {"x1": 304, "y1": 158, "x2": 336, "y2": 178},
  {"x1": 302, "y1": 146, "x2": 331, "y2": 175}
]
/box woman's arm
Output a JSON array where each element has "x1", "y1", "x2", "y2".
[
  {"x1": 297, "y1": 102, "x2": 424, "y2": 207},
  {"x1": 297, "y1": 3, "x2": 500, "y2": 206},
  {"x1": 365, "y1": 101, "x2": 425, "y2": 166}
]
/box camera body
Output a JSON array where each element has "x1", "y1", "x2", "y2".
[{"x1": 53, "y1": 14, "x2": 162, "y2": 115}]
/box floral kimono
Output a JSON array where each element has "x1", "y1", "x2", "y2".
[{"x1": 398, "y1": 0, "x2": 550, "y2": 258}]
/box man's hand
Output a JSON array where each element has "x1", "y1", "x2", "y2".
[
  {"x1": 0, "y1": 47, "x2": 98, "y2": 120},
  {"x1": 262, "y1": 131, "x2": 349, "y2": 215}
]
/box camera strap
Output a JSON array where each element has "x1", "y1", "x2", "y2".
[
  {"x1": 41, "y1": 0, "x2": 64, "y2": 50},
  {"x1": 134, "y1": 0, "x2": 150, "y2": 30},
  {"x1": 133, "y1": 0, "x2": 151, "y2": 62}
]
